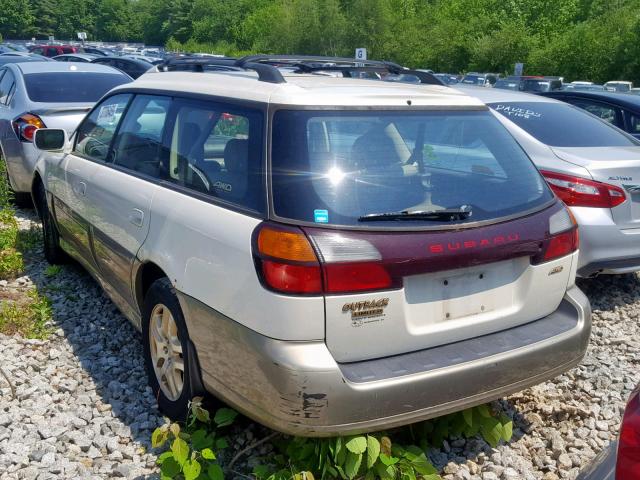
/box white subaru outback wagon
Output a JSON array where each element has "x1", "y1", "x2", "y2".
[{"x1": 30, "y1": 59, "x2": 591, "y2": 436}]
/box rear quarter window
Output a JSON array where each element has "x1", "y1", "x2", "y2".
[{"x1": 490, "y1": 101, "x2": 637, "y2": 147}]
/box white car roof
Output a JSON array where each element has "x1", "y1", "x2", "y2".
[
  {"x1": 454, "y1": 85, "x2": 563, "y2": 104},
  {"x1": 112, "y1": 70, "x2": 487, "y2": 108}
]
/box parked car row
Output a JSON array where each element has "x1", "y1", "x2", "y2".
[{"x1": 0, "y1": 54, "x2": 635, "y2": 476}]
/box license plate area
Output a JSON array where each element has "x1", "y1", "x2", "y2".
[
  {"x1": 404, "y1": 260, "x2": 523, "y2": 325},
  {"x1": 439, "y1": 271, "x2": 496, "y2": 321}
]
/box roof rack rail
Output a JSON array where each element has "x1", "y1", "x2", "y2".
[
  {"x1": 237, "y1": 54, "x2": 444, "y2": 86},
  {"x1": 157, "y1": 55, "x2": 286, "y2": 84}
]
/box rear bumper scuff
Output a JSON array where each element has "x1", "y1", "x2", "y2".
[{"x1": 179, "y1": 285, "x2": 591, "y2": 437}]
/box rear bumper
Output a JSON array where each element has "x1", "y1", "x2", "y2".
[
  {"x1": 180, "y1": 286, "x2": 591, "y2": 437},
  {"x1": 1, "y1": 139, "x2": 38, "y2": 193},
  {"x1": 572, "y1": 206, "x2": 640, "y2": 276}
]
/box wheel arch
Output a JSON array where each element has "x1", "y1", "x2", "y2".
[
  {"x1": 135, "y1": 261, "x2": 170, "y2": 312},
  {"x1": 30, "y1": 172, "x2": 44, "y2": 218}
]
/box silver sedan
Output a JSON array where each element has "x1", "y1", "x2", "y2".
[
  {"x1": 461, "y1": 86, "x2": 640, "y2": 277},
  {"x1": 0, "y1": 62, "x2": 130, "y2": 203}
]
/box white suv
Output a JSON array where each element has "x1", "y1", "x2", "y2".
[{"x1": 31, "y1": 59, "x2": 591, "y2": 436}]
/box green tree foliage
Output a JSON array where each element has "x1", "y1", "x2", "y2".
[
  {"x1": 0, "y1": 0, "x2": 34, "y2": 39},
  {"x1": 4, "y1": 0, "x2": 640, "y2": 83}
]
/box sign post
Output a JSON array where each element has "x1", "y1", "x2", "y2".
[
  {"x1": 355, "y1": 48, "x2": 367, "y2": 61},
  {"x1": 514, "y1": 62, "x2": 524, "y2": 77},
  {"x1": 77, "y1": 32, "x2": 87, "y2": 44}
]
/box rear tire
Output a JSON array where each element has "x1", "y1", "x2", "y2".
[
  {"x1": 142, "y1": 278, "x2": 204, "y2": 420},
  {"x1": 36, "y1": 183, "x2": 66, "y2": 264}
]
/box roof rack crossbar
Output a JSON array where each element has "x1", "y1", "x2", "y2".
[
  {"x1": 238, "y1": 54, "x2": 396, "y2": 69},
  {"x1": 235, "y1": 58, "x2": 286, "y2": 84},
  {"x1": 159, "y1": 54, "x2": 442, "y2": 86},
  {"x1": 236, "y1": 55, "x2": 443, "y2": 85},
  {"x1": 159, "y1": 56, "x2": 286, "y2": 83}
]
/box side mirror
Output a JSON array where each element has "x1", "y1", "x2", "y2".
[{"x1": 34, "y1": 129, "x2": 68, "y2": 152}]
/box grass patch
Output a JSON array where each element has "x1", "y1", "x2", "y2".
[
  {"x1": 0, "y1": 157, "x2": 53, "y2": 339},
  {"x1": 0, "y1": 203, "x2": 23, "y2": 280},
  {"x1": 0, "y1": 289, "x2": 52, "y2": 339}
]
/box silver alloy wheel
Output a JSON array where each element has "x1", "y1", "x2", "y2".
[{"x1": 149, "y1": 304, "x2": 184, "y2": 401}]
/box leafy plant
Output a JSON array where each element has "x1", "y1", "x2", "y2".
[
  {"x1": 257, "y1": 434, "x2": 440, "y2": 480},
  {"x1": 416, "y1": 404, "x2": 513, "y2": 450},
  {"x1": 254, "y1": 404, "x2": 513, "y2": 480},
  {"x1": 152, "y1": 397, "x2": 236, "y2": 480},
  {"x1": 152, "y1": 400, "x2": 514, "y2": 480},
  {"x1": 44, "y1": 265, "x2": 63, "y2": 278}
]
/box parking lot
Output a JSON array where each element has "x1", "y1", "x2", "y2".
[{"x1": 1, "y1": 35, "x2": 640, "y2": 480}]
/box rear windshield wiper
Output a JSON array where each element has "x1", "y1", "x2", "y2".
[{"x1": 358, "y1": 206, "x2": 472, "y2": 222}]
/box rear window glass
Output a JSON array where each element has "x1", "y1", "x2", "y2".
[
  {"x1": 461, "y1": 75, "x2": 484, "y2": 85},
  {"x1": 272, "y1": 110, "x2": 552, "y2": 227},
  {"x1": 490, "y1": 101, "x2": 637, "y2": 147},
  {"x1": 23, "y1": 72, "x2": 130, "y2": 102}
]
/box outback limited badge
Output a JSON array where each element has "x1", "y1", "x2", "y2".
[{"x1": 342, "y1": 298, "x2": 389, "y2": 327}]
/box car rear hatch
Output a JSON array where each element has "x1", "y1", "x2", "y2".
[
  {"x1": 30, "y1": 103, "x2": 93, "y2": 134},
  {"x1": 552, "y1": 146, "x2": 640, "y2": 229},
  {"x1": 263, "y1": 107, "x2": 578, "y2": 363}
]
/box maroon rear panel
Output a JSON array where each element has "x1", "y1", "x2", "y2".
[{"x1": 303, "y1": 202, "x2": 562, "y2": 287}]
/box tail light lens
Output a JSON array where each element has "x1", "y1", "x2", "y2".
[
  {"x1": 541, "y1": 170, "x2": 626, "y2": 208},
  {"x1": 12, "y1": 113, "x2": 46, "y2": 142},
  {"x1": 256, "y1": 225, "x2": 322, "y2": 294},
  {"x1": 532, "y1": 208, "x2": 579, "y2": 264},
  {"x1": 254, "y1": 224, "x2": 396, "y2": 295},
  {"x1": 616, "y1": 388, "x2": 640, "y2": 479}
]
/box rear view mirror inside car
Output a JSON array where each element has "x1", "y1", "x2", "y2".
[{"x1": 34, "y1": 128, "x2": 67, "y2": 151}]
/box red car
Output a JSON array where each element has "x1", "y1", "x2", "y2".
[
  {"x1": 577, "y1": 384, "x2": 640, "y2": 479},
  {"x1": 28, "y1": 45, "x2": 77, "y2": 57}
]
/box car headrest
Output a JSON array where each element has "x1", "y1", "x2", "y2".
[{"x1": 224, "y1": 138, "x2": 249, "y2": 173}]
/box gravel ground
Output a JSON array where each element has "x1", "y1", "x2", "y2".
[{"x1": 0, "y1": 209, "x2": 639, "y2": 479}]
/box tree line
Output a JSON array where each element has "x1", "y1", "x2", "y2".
[{"x1": 1, "y1": 0, "x2": 639, "y2": 83}]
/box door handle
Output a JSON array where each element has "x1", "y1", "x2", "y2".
[
  {"x1": 73, "y1": 181, "x2": 86, "y2": 196},
  {"x1": 128, "y1": 208, "x2": 144, "y2": 227}
]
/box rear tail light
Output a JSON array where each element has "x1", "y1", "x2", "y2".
[
  {"x1": 616, "y1": 388, "x2": 640, "y2": 479},
  {"x1": 256, "y1": 225, "x2": 322, "y2": 294},
  {"x1": 532, "y1": 208, "x2": 579, "y2": 264},
  {"x1": 12, "y1": 113, "x2": 46, "y2": 142},
  {"x1": 253, "y1": 224, "x2": 397, "y2": 295},
  {"x1": 541, "y1": 170, "x2": 626, "y2": 208}
]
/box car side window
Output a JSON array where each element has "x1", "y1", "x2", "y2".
[
  {"x1": 31, "y1": 47, "x2": 43, "y2": 55},
  {"x1": 0, "y1": 71, "x2": 15, "y2": 105},
  {"x1": 47, "y1": 47, "x2": 58, "y2": 57},
  {"x1": 75, "y1": 94, "x2": 132, "y2": 162},
  {"x1": 570, "y1": 99, "x2": 623, "y2": 128},
  {"x1": 627, "y1": 112, "x2": 640, "y2": 134},
  {"x1": 166, "y1": 99, "x2": 264, "y2": 212},
  {"x1": 111, "y1": 95, "x2": 170, "y2": 177}
]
